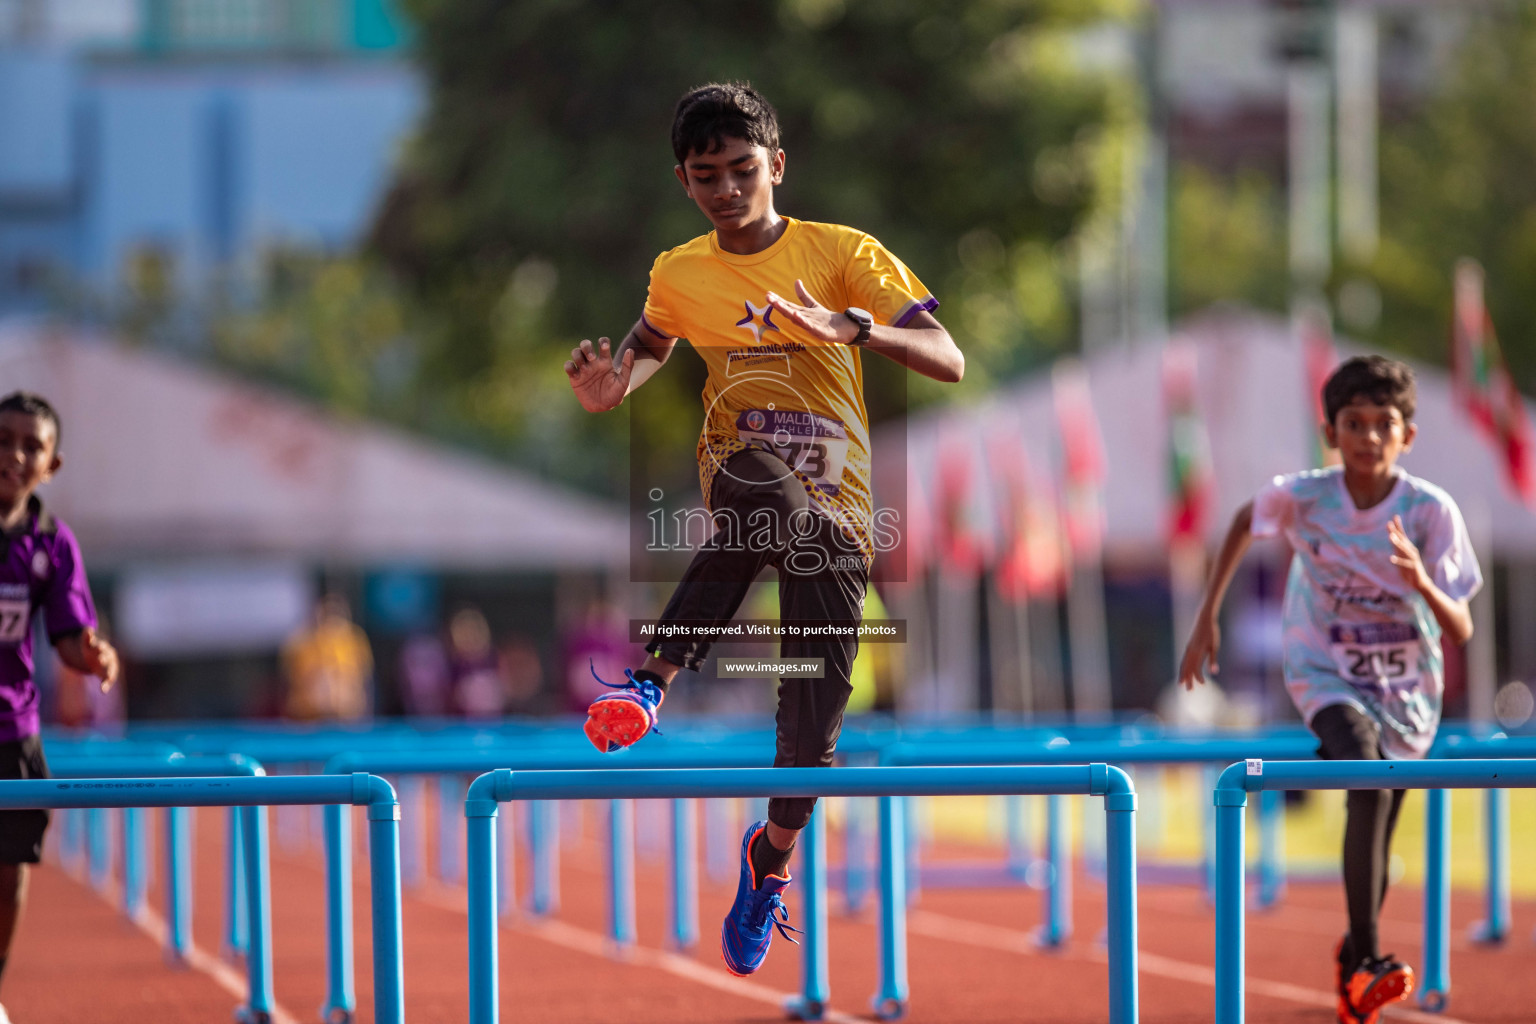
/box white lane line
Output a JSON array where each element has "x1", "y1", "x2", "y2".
[
  {"x1": 408, "y1": 882, "x2": 863, "y2": 1024},
  {"x1": 1135, "y1": 887, "x2": 1429, "y2": 946},
  {"x1": 72, "y1": 872, "x2": 301, "y2": 1024},
  {"x1": 907, "y1": 909, "x2": 1479, "y2": 1024},
  {"x1": 131, "y1": 906, "x2": 302, "y2": 1024}
]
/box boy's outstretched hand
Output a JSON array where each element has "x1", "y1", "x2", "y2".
[
  {"x1": 766, "y1": 280, "x2": 858, "y2": 345},
  {"x1": 59, "y1": 627, "x2": 120, "y2": 693},
  {"x1": 1387, "y1": 514, "x2": 1428, "y2": 591},
  {"x1": 565, "y1": 337, "x2": 636, "y2": 413},
  {"x1": 1178, "y1": 614, "x2": 1220, "y2": 690}
]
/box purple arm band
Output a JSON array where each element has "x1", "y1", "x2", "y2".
[
  {"x1": 640, "y1": 314, "x2": 671, "y2": 339},
  {"x1": 892, "y1": 295, "x2": 940, "y2": 328}
]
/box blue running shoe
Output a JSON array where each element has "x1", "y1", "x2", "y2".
[
  {"x1": 720, "y1": 820, "x2": 801, "y2": 976},
  {"x1": 583, "y1": 662, "x2": 663, "y2": 753}
]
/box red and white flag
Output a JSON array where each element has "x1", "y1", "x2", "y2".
[
  {"x1": 1452, "y1": 258, "x2": 1536, "y2": 508},
  {"x1": 934, "y1": 433, "x2": 986, "y2": 579},
  {"x1": 1164, "y1": 342, "x2": 1215, "y2": 544},
  {"x1": 1053, "y1": 359, "x2": 1107, "y2": 564},
  {"x1": 987, "y1": 434, "x2": 1067, "y2": 601}
]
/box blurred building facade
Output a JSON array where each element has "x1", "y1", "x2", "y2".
[
  {"x1": 1158, "y1": 0, "x2": 1466, "y2": 178},
  {"x1": 0, "y1": 0, "x2": 420, "y2": 316}
]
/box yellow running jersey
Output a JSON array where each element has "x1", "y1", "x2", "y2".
[{"x1": 641, "y1": 218, "x2": 937, "y2": 559}]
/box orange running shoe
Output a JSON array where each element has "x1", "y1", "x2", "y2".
[
  {"x1": 1344, "y1": 955, "x2": 1414, "y2": 1022},
  {"x1": 582, "y1": 663, "x2": 664, "y2": 753}
]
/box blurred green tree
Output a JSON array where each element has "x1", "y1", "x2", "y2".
[
  {"x1": 354, "y1": 0, "x2": 1140, "y2": 493},
  {"x1": 1355, "y1": 5, "x2": 1536, "y2": 389},
  {"x1": 1168, "y1": 164, "x2": 1288, "y2": 321},
  {"x1": 212, "y1": 1, "x2": 1141, "y2": 498}
]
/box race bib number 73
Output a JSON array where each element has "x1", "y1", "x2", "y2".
[{"x1": 736, "y1": 408, "x2": 850, "y2": 496}]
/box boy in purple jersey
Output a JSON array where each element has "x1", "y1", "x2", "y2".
[{"x1": 0, "y1": 392, "x2": 119, "y2": 1023}]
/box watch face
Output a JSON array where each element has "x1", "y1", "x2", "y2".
[{"x1": 848, "y1": 307, "x2": 873, "y2": 324}]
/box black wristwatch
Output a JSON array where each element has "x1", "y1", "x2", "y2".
[{"x1": 842, "y1": 307, "x2": 873, "y2": 347}]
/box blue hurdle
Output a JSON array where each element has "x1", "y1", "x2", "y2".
[
  {"x1": 1212, "y1": 758, "x2": 1536, "y2": 1024},
  {"x1": 319, "y1": 743, "x2": 777, "y2": 1023},
  {"x1": 51, "y1": 753, "x2": 266, "y2": 973},
  {"x1": 463, "y1": 764, "x2": 1139, "y2": 1024},
  {"x1": 0, "y1": 773, "x2": 404, "y2": 1024}
]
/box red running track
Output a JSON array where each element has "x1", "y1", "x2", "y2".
[{"x1": 6, "y1": 803, "x2": 1536, "y2": 1023}]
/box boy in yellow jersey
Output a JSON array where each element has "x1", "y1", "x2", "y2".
[{"x1": 564, "y1": 81, "x2": 963, "y2": 975}]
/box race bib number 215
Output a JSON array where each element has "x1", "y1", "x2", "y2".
[{"x1": 1328, "y1": 622, "x2": 1421, "y2": 687}]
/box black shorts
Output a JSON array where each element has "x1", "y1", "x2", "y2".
[{"x1": 0, "y1": 735, "x2": 51, "y2": 864}]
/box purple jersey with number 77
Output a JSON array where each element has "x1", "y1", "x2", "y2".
[{"x1": 0, "y1": 497, "x2": 98, "y2": 742}]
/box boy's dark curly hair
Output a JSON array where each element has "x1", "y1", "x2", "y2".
[
  {"x1": 671, "y1": 82, "x2": 781, "y2": 165},
  {"x1": 1322, "y1": 355, "x2": 1416, "y2": 425},
  {"x1": 0, "y1": 391, "x2": 62, "y2": 451}
]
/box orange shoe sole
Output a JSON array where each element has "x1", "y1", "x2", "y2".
[
  {"x1": 586, "y1": 698, "x2": 653, "y2": 749},
  {"x1": 1351, "y1": 969, "x2": 1413, "y2": 1017}
]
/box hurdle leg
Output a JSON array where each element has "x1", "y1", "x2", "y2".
[
  {"x1": 1214, "y1": 786, "x2": 1247, "y2": 1024},
  {"x1": 1005, "y1": 795, "x2": 1029, "y2": 881},
  {"x1": 845, "y1": 797, "x2": 870, "y2": 913},
  {"x1": 59, "y1": 808, "x2": 82, "y2": 871},
  {"x1": 531, "y1": 799, "x2": 560, "y2": 916},
  {"x1": 226, "y1": 806, "x2": 249, "y2": 957},
  {"x1": 705, "y1": 798, "x2": 735, "y2": 882},
  {"x1": 122, "y1": 807, "x2": 146, "y2": 917},
  {"x1": 1036, "y1": 793, "x2": 1071, "y2": 947},
  {"x1": 904, "y1": 796, "x2": 921, "y2": 906},
  {"x1": 165, "y1": 806, "x2": 193, "y2": 965},
  {"x1": 400, "y1": 776, "x2": 425, "y2": 887},
  {"x1": 88, "y1": 807, "x2": 110, "y2": 891},
  {"x1": 497, "y1": 799, "x2": 517, "y2": 918},
  {"x1": 1202, "y1": 766, "x2": 1218, "y2": 901},
  {"x1": 1257, "y1": 788, "x2": 1285, "y2": 908},
  {"x1": 1104, "y1": 787, "x2": 1139, "y2": 1024},
  {"x1": 323, "y1": 804, "x2": 356, "y2": 1023},
  {"x1": 787, "y1": 804, "x2": 829, "y2": 1020},
  {"x1": 236, "y1": 805, "x2": 275, "y2": 1024},
  {"x1": 669, "y1": 798, "x2": 698, "y2": 950},
  {"x1": 467, "y1": 800, "x2": 499, "y2": 1024},
  {"x1": 609, "y1": 799, "x2": 636, "y2": 948},
  {"x1": 438, "y1": 774, "x2": 463, "y2": 884},
  {"x1": 1469, "y1": 787, "x2": 1509, "y2": 944},
  {"x1": 1420, "y1": 788, "x2": 1451, "y2": 1011},
  {"x1": 368, "y1": 793, "x2": 405, "y2": 1024},
  {"x1": 871, "y1": 794, "x2": 907, "y2": 1020}
]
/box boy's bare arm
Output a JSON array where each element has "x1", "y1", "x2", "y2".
[
  {"x1": 1387, "y1": 515, "x2": 1474, "y2": 645},
  {"x1": 765, "y1": 281, "x2": 964, "y2": 383},
  {"x1": 564, "y1": 318, "x2": 678, "y2": 413},
  {"x1": 1178, "y1": 501, "x2": 1255, "y2": 690}
]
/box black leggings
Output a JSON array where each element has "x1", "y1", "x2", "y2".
[
  {"x1": 646, "y1": 448, "x2": 868, "y2": 832},
  {"x1": 1311, "y1": 703, "x2": 1408, "y2": 968}
]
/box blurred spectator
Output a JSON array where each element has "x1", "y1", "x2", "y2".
[
  {"x1": 447, "y1": 607, "x2": 506, "y2": 718},
  {"x1": 398, "y1": 630, "x2": 451, "y2": 717},
  {"x1": 282, "y1": 593, "x2": 373, "y2": 721},
  {"x1": 498, "y1": 632, "x2": 545, "y2": 713},
  {"x1": 561, "y1": 599, "x2": 636, "y2": 714}
]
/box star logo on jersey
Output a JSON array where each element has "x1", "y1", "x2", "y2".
[{"x1": 735, "y1": 299, "x2": 781, "y2": 344}]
